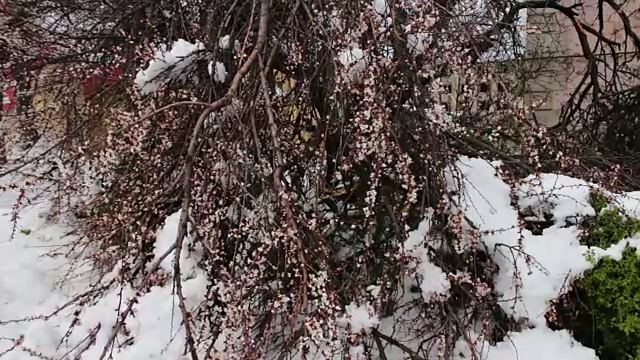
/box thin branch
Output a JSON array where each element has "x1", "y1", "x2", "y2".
[
  {"x1": 603, "y1": 0, "x2": 640, "y2": 51},
  {"x1": 371, "y1": 329, "x2": 427, "y2": 360},
  {"x1": 97, "y1": 241, "x2": 178, "y2": 360}
]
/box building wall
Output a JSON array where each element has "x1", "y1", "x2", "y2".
[{"x1": 525, "y1": 0, "x2": 640, "y2": 126}]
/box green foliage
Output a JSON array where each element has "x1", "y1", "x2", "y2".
[
  {"x1": 581, "y1": 193, "x2": 640, "y2": 248},
  {"x1": 578, "y1": 247, "x2": 640, "y2": 359},
  {"x1": 582, "y1": 209, "x2": 640, "y2": 248},
  {"x1": 589, "y1": 191, "x2": 610, "y2": 214},
  {"x1": 563, "y1": 192, "x2": 640, "y2": 359}
]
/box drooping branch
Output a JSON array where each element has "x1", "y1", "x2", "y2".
[
  {"x1": 602, "y1": 0, "x2": 640, "y2": 51},
  {"x1": 96, "y1": 0, "x2": 272, "y2": 358}
]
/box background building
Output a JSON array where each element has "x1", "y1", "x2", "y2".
[{"x1": 525, "y1": 0, "x2": 640, "y2": 126}]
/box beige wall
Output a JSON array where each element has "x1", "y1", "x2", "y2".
[
  {"x1": 525, "y1": 0, "x2": 640, "y2": 126},
  {"x1": 436, "y1": 0, "x2": 640, "y2": 127}
]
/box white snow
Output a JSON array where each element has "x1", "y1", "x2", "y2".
[
  {"x1": 406, "y1": 32, "x2": 432, "y2": 54},
  {"x1": 373, "y1": 0, "x2": 390, "y2": 17},
  {"x1": 218, "y1": 35, "x2": 240, "y2": 52},
  {"x1": 207, "y1": 61, "x2": 229, "y2": 83},
  {"x1": 485, "y1": 327, "x2": 597, "y2": 359},
  {"x1": 455, "y1": 327, "x2": 598, "y2": 359},
  {"x1": 366, "y1": 284, "x2": 381, "y2": 298},
  {"x1": 420, "y1": 261, "x2": 451, "y2": 298},
  {"x1": 153, "y1": 210, "x2": 202, "y2": 281},
  {"x1": 327, "y1": 10, "x2": 345, "y2": 32},
  {"x1": 404, "y1": 214, "x2": 451, "y2": 298},
  {"x1": 2, "y1": 153, "x2": 639, "y2": 360},
  {"x1": 447, "y1": 158, "x2": 597, "y2": 324},
  {"x1": 337, "y1": 46, "x2": 368, "y2": 84},
  {"x1": 518, "y1": 173, "x2": 596, "y2": 225},
  {"x1": 212, "y1": 61, "x2": 228, "y2": 83},
  {"x1": 135, "y1": 39, "x2": 205, "y2": 94},
  {"x1": 339, "y1": 302, "x2": 380, "y2": 333},
  {"x1": 0, "y1": 187, "x2": 79, "y2": 358},
  {"x1": 447, "y1": 156, "x2": 640, "y2": 359},
  {"x1": 349, "y1": 345, "x2": 366, "y2": 359},
  {"x1": 372, "y1": 0, "x2": 392, "y2": 30},
  {"x1": 0, "y1": 174, "x2": 208, "y2": 359}
]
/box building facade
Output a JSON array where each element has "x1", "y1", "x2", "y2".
[{"x1": 524, "y1": 0, "x2": 640, "y2": 126}]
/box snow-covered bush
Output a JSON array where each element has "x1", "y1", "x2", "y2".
[{"x1": 551, "y1": 195, "x2": 640, "y2": 360}]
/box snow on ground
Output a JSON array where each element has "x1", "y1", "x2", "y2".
[
  {"x1": 0, "y1": 179, "x2": 79, "y2": 357},
  {"x1": 1, "y1": 156, "x2": 639, "y2": 359},
  {"x1": 446, "y1": 158, "x2": 596, "y2": 325},
  {"x1": 403, "y1": 213, "x2": 451, "y2": 299},
  {"x1": 455, "y1": 326, "x2": 599, "y2": 360},
  {"x1": 448, "y1": 157, "x2": 640, "y2": 359},
  {"x1": 0, "y1": 173, "x2": 207, "y2": 359},
  {"x1": 339, "y1": 302, "x2": 380, "y2": 333}
]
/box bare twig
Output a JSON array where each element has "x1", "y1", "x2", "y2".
[
  {"x1": 97, "y1": 241, "x2": 178, "y2": 360},
  {"x1": 371, "y1": 329, "x2": 427, "y2": 360}
]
